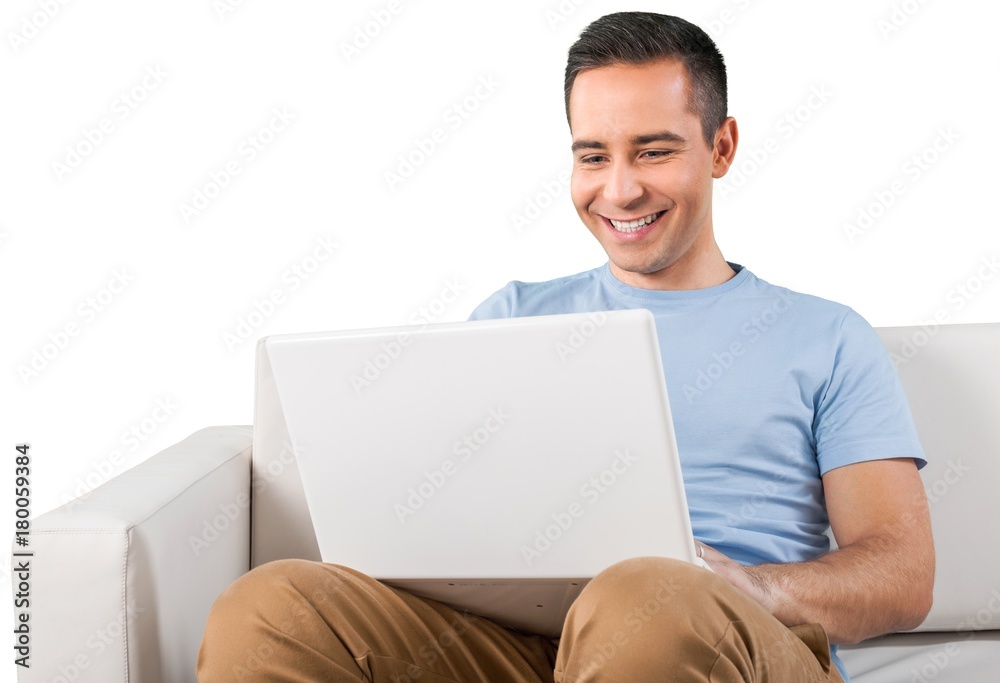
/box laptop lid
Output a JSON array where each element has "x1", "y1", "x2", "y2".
[{"x1": 254, "y1": 308, "x2": 698, "y2": 636}]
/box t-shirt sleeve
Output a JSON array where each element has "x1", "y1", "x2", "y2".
[
  {"x1": 467, "y1": 282, "x2": 517, "y2": 321},
  {"x1": 813, "y1": 308, "x2": 926, "y2": 474}
]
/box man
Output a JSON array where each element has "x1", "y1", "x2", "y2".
[{"x1": 198, "y1": 12, "x2": 933, "y2": 682}]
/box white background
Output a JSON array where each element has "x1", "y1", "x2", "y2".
[{"x1": 2, "y1": 0, "x2": 997, "y2": 679}]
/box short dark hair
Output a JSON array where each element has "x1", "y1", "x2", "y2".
[{"x1": 564, "y1": 12, "x2": 728, "y2": 147}]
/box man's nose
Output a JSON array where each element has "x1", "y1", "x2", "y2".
[{"x1": 602, "y1": 161, "x2": 644, "y2": 207}]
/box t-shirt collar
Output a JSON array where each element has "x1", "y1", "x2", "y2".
[{"x1": 602, "y1": 261, "x2": 750, "y2": 301}]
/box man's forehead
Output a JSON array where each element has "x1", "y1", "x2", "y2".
[
  {"x1": 571, "y1": 59, "x2": 692, "y2": 103},
  {"x1": 568, "y1": 59, "x2": 697, "y2": 138}
]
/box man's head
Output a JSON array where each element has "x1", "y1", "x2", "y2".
[
  {"x1": 566, "y1": 13, "x2": 738, "y2": 289},
  {"x1": 565, "y1": 13, "x2": 738, "y2": 291},
  {"x1": 564, "y1": 12, "x2": 727, "y2": 148}
]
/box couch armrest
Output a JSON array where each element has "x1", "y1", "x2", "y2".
[{"x1": 12, "y1": 426, "x2": 252, "y2": 683}]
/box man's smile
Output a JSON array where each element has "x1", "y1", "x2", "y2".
[{"x1": 601, "y1": 210, "x2": 667, "y2": 237}]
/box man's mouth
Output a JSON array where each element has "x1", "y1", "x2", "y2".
[{"x1": 607, "y1": 211, "x2": 664, "y2": 233}]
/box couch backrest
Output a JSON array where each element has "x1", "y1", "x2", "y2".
[
  {"x1": 874, "y1": 323, "x2": 1000, "y2": 633},
  {"x1": 251, "y1": 323, "x2": 1000, "y2": 634}
]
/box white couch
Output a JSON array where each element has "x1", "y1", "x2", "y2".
[{"x1": 13, "y1": 324, "x2": 1000, "y2": 682}]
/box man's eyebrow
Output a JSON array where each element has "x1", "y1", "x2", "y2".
[
  {"x1": 631, "y1": 130, "x2": 687, "y2": 145},
  {"x1": 571, "y1": 139, "x2": 606, "y2": 153},
  {"x1": 571, "y1": 130, "x2": 687, "y2": 153}
]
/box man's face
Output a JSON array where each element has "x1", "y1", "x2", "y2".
[{"x1": 568, "y1": 59, "x2": 735, "y2": 289}]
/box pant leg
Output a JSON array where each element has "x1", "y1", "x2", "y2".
[
  {"x1": 554, "y1": 557, "x2": 843, "y2": 683},
  {"x1": 197, "y1": 559, "x2": 557, "y2": 683}
]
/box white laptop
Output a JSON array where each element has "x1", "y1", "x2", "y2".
[{"x1": 253, "y1": 308, "x2": 700, "y2": 636}]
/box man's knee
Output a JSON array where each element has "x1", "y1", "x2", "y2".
[
  {"x1": 577, "y1": 556, "x2": 717, "y2": 617},
  {"x1": 561, "y1": 557, "x2": 770, "y2": 679},
  {"x1": 564, "y1": 556, "x2": 745, "y2": 648},
  {"x1": 200, "y1": 560, "x2": 361, "y2": 676},
  {"x1": 591, "y1": 556, "x2": 706, "y2": 585},
  {"x1": 206, "y1": 559, "x2": 355, "y2": 628}
]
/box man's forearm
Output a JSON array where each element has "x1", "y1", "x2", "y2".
[
  {"x1": 739, "y1": 534, "x2": 933, "y2": 644},
  {"x1": 703, "y1": 458, "x2": 937, "y2": 645}
]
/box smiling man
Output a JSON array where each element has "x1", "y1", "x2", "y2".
[
  {"x1": 198, "y1": 12, "x2": 933, "y2": 683},
  {"x1": 465, "y1": 11, "x2": 934, "y2": 681}
]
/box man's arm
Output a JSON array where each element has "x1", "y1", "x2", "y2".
[{"x1": 701, "y1": 457, "x2": 935, "y2": 645}]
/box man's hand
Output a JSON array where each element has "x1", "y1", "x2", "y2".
[
  {"x1": 696, "y1": 457, "x2": 934, "y2": 645},
  {"x1": 698, "y1": 543, "x2": 790, "y2": 616}
]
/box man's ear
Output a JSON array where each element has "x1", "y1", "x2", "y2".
[{"x1": 711, "y1": 117, "x2": 739, "y2": 178}]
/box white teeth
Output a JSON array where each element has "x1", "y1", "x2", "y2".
[{"x1": 609, "y1": 211, "x2": 662, "y2": 232}]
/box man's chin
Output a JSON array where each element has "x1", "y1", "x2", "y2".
[
  {"x1": 607, "y1": 258, "x2": 673, "y2": 285},
  {"x1": 607, "y1": 252, "x2": 673, "y2": 277}
]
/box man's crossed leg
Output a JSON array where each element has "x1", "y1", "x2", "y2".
[{"x1": 197, "y1": 557, "x2": 842, "y2": 682}]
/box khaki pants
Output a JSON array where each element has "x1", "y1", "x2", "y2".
[{"x1": 197, "y1": 557, "x2": 843, "y2": 682}]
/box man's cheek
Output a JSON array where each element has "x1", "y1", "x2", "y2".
[{"x1": 570, "y1": 175, "x2": 595, "y2": 211}]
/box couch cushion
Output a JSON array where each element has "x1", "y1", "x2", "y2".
[{"x1": 840, "y1": 630, "x2": 1000, "y2": 682}]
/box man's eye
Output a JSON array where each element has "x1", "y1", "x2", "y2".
[
  {"x1": 643, "y1": 150, "x2": 673, "y2": 159},
  {"x1": 580, "y1": 155, "x2": 607, "y2": 164}
]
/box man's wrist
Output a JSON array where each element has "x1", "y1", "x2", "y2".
[{"x1": 742, "y1": 563, "x2": 800, "y2": 626}]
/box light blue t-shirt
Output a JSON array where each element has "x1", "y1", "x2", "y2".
[{"x1": 468, "y1": 262, "x2": 925, "y2": 682}]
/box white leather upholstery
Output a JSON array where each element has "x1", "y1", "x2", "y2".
[
  {"x1": 13, "y1": 426, "x2": 252, "y2": 683},
  {"x1": 875, "y1": 324, "x2": 1000, "y2": 634},
  {"x1": 840, "y1": 631, "x2": 1000, "y2": 682},
  {"x1": 14, "y1": 324, "x2": 1000, "y2": 682}
]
